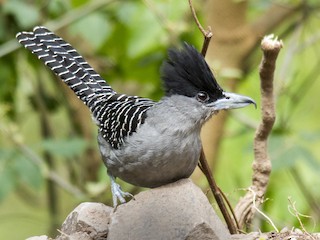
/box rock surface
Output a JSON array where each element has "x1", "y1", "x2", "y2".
[
  {"x1": 57, "y1": 202, "x2": 113, "y2": 240},
  {"x1": 107, "y1": 178, "x2": 230, "y2": 240},
  {"x1": 25, "y1": 179, "x2": 320, "y2": 240},
  {"x1": 30, "y1": 178, "x2": 230, "y2": 240}
]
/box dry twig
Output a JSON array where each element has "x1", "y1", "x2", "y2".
[
  {"x1": 235, "y1": 34, "x2": 283, "y2": 229},
  {"x1": 288, "y1": 197, "x2": 316, "y2": 240},
  {"x1": 248, "y1": 187, "x2": 278, "y2": 232},
  {"x1": 188, "y1": 0, "x2": 213, "y2": 56},
  {"x1": 188, "y1": 0, "x2": 238, "y2": 234}
]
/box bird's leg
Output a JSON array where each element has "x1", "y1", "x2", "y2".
[{"x1": 108, "y1": 173, "x2": 133, "y2": 207}]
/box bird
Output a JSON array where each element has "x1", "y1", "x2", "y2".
[{"x1": 16, "y1": 26, "x2": 256, "y2": 207}]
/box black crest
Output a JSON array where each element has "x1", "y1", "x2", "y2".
[{"x1": 161, "y1": 43, "x2": 224, "y2": 101}]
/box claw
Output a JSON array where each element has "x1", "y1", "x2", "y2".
[{"x1": 109, "y1": 173, "x2": 133, "y2": 207}]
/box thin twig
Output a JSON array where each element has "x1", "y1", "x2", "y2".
[
  {"x1": 189, "y1": 0, "x2": 238, "y2": 233},
  {"x1": 188, "y1": 0, "x2": 213, "y2": 56},
  {"x1": 249, "y1": 187, "x2": 279, "y2": 232},
  {"x1": 198, "y1": 151, "x2": 238, "y2": 234},
  {"x1": 219, "y1": 188, "x2": 241, "y2": 230},
  {"x1": 188, "y1": 0, "x2": 206, "y2": 35},
  {"x1": 288, "y1": 197, "x2": 316, "y2": 240},
  {"x1": 290, "y1": 168, "x2": 320, "y2": 216}
]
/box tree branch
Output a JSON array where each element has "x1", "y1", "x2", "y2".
[
  {"x1": 188, "y1": 0, "x2": 238, "y2": 234},
  {"x1": 188, "y1": 0, "x2": 213, "y2": 56},
  {"x1": 235, "y1": 35, "x2": 282, "y2": 229}
]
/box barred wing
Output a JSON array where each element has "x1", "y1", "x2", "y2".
[{"x1": 95, "y1": 94, "x2": 155, "y2": 149}]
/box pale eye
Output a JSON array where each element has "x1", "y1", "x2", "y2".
[{"x1": 196, "y1": 91, "x2": 209, "y2": 102}]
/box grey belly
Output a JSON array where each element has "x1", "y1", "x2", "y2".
[
  {"x1": 112, "y1": 150, "x2": 199, "y2": 188},
  {"x1": 98, "y1": 133, "x2": 201, "y2": 188}
]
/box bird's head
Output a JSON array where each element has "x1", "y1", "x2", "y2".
[{"x1": 161, "y1": 43, "x2": 256, "y2": 115}]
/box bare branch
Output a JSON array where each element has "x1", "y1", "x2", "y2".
[
  {"x1": 198, "y1": 151, "x2": 238, "y2": 234},
  {"x1": 235, "y1": 35, "x2": 283, "y2": 229},
  {"x1": 188, "y1": 0, "x2": 238, "y2": 234},
  {"x1": 188, "y1": 0, "x2": 213, "y2": 56}
]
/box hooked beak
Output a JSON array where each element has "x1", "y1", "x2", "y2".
[{"x1": 208, "y1": 92, "x2": 256, "y2": 111}]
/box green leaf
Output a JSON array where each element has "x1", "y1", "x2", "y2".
[
  {"x1": 3, "y1": 0, "x2": 40, "y2": 28},
  {"x1": 47, "y1": 0, "x2": 71, "y2": 18},
  {"x1": 70, "y1": 13, "x2": 112, "y2": 50},
  {"x1": 0, "y1": 167, "x2": 16, "y2": 202},
  {"x1": 298, "y1": 147, "x2": 320, "y2": 171},
  {"x1": 0, "y1": 149, "x2": 17, "y2": 201},
  {"x1": 299, "y1": 131, "x2": 320, "y2": 142},
  {"x1": 41, "y1": 138, "x2": 88, "y2": 158},
  {"x1": 13, "y1": 156, "x2": 43, "y2": 189},
  {"x1": 272, "y1": 145, "x2": 320, "y2": 172},
  {"x1": 115, "y1": 2, "x2": 166, "y2": 58}
]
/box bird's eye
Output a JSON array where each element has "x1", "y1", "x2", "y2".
[{"x1": 196, "y1": 91, "x2": 209, "y2": 102}]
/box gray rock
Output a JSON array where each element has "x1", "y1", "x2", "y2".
[
  {"x1": 58, "y1": 202, "x2": 112, "y2": 240},
  {"x1": 107, "y1": 178, "x2": 231, "y2": 240},
  {"x1": 231, "y1": 232, "x2": 261, "y2": 240},
  {"x1": 30, "y1": 178, "x2": 231, "y2": 240},
  {"x1": 185, "y1": 222, "x2": 222, "y2": 240}
]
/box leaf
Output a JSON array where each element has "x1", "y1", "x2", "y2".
[
  {"x1": 298, "y1": 147, "x2": 320, "y2": 171},
  {"x1": 0, "y1": 167, "x2": 16, "y2": 202},
  {"x1": 299, "y1": 131, "x2": 320, "y2": 142},
  {"x1": 70, "y1": 13, "x2": 112, "y2": 50},
  {"x1": 272, "y1": 145, "x2": 320, "y2": 172},
  {"x1": 41, "y1": 138, "x2": 88, "y2": 158},
  {"x1": 3, "y1": 0, "x2": 40, "y2": 28},
  {"x1": 0, "y1": 149, "x2": 17, "y2": 202},
  {"x1": 13, "y1": 156, "x2": 43, "y2": 190},
  {"x1": 115, "y1": 1, "x2": 166, "y2": 58}
]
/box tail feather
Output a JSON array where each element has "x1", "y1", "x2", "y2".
[
  {"x1": 16, "y1": 26, "x2": 114, "y2": 106},
  {"x1": 17, "y1": 26, "x2": 156, "y2": 149}
]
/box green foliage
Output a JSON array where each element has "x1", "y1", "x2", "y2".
[
  {"x1": 1, "y1": 0, "x2": 320, "y2": 238},
  {"x1": 13, "y1": 155, "x2": 43, "y2": 190},
  {"x1": 0, "y1": 148, "x2": 41, "y2": 201},
  {"x1": 0, "y1": 150, "x2": 17, "y2": 202},
  {"x1": 3, "y1": 1, "x2": 40, "y2": 28},
  {"x1": 41, "y1": 138, "x2": 88, "y2": 159},
  {"x1": 0, "y1": 1, "x2": 199, "y2": 237},
  {"x1": 270, "y1": 135, "x2": 320, "y2": 172},
  {"x1": 70, "y1": 13, "x2": 113, "y2": 49},
  {"x1": 0, "y1": 136, "x2": 88, "y2": 203}
]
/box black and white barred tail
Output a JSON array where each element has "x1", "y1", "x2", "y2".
[
  {"x1": 16, "y1": 26, "x2": 114, "y2": 105},
  {"x1": 16, "y1": 26, "x2": 155, "y2": 149}
]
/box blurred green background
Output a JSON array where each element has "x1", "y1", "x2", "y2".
[{"x1": 1, "y1": 0, "x2": 320, "y2": 238}]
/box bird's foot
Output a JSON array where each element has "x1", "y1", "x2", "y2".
[{"x1": 110, "y1": 176, "x2": 134, "y2": 208}]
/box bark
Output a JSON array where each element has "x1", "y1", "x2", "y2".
[{"x1": 235, "y1": 36, "x2": 282, "y2": 229}]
